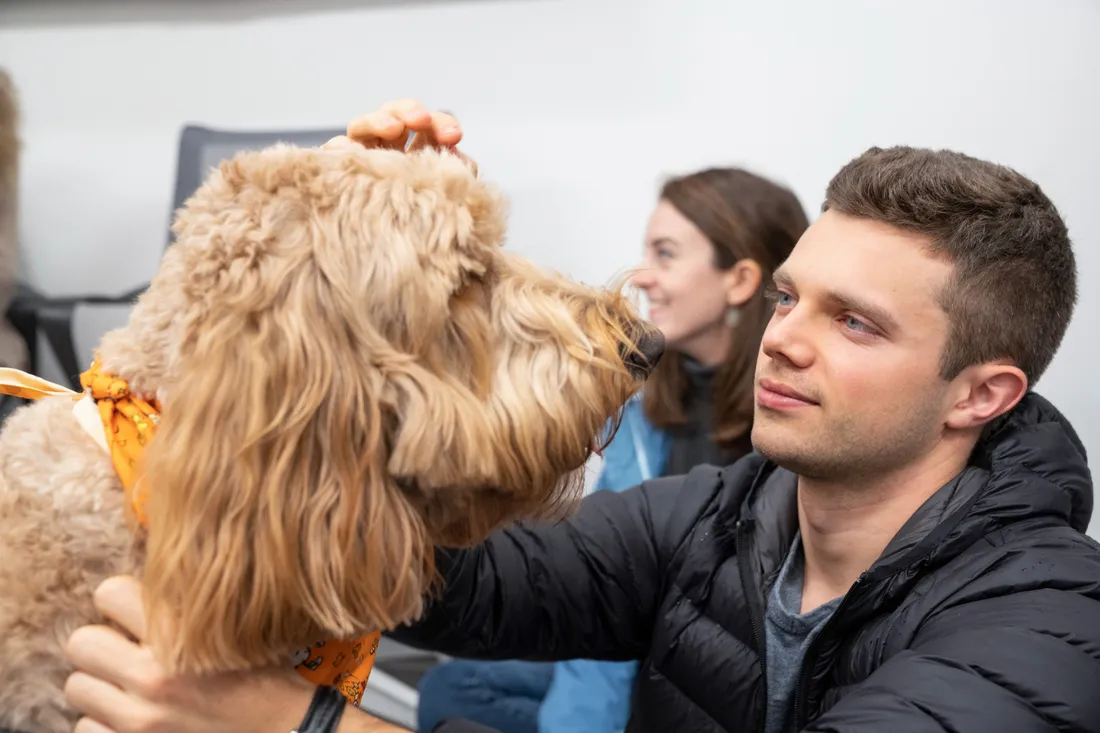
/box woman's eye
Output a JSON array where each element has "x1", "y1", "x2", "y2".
[{"x1": 775, "y1": 291, "x2": 795, "y2": 307}]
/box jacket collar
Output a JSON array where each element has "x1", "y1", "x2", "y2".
[{"x1": 729, "y1": 392, "x2": 1092, "y2": 585}]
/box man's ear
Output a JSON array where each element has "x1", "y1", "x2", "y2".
[{"x1": 944, "y1": 362, "x2": 1028, "y2": 431}]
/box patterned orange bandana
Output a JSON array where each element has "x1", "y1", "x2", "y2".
[
  {"x1": 77, "y1": 362, "x2": 161, "y2": 526},
  {"x1": 0, "y1": 361, "x2": 380, "y2": 707}
]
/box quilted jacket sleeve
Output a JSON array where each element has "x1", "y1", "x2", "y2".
[
  {"x1": 535, "y1": 406, "x2": 661, "y2": 733},
  {"x1": 389, "y1": 469, "x2": 720, "y2": 663},
  {"x1": 803, "y1": 586, "x2": 1100, "y2": 732}
]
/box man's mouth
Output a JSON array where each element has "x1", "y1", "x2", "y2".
[{"x1": 757, "y1": 378, "x2": 818, "y2": 410}]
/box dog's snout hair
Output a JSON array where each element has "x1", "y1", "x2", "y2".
[{"x1": 621, "y1": 327, "x2": 665, "y2": 381}]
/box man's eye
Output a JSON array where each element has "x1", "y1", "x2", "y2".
[{"x1": 844, "y1": 315, "x2": 874, "y2": 333}]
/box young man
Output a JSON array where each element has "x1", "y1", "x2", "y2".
[{"x1": 64, "y1": 102, "x2": 1100, "y2": 733}]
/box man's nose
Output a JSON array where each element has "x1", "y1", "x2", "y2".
[{"x1": 760, "y1": 311, "x2": 814, "y2": 369}]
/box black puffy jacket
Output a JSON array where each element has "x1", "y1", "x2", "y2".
[{"x1": 394, "y1": 393, "x2": 1100, "y2": 732}]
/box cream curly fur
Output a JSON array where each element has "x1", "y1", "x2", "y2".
[{"x1": 0, "y1": 144, "x2": 660, "y2": 731}]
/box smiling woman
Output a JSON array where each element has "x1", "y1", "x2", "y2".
[{"x1": 631, "y1": 167, "x2": 811, "y2": 475}]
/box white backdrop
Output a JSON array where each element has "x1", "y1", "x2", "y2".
[{"x1": 1, "y1": 0, "x2": 1097, "y2": 535}]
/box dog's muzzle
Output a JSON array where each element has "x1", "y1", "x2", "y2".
[{"x1": 622, "y1": 329, "x2": 665, "y2": 380}]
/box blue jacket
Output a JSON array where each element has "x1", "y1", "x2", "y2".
[{"x1": 537, "y1": 396, "x2": 669, "y2": 733}]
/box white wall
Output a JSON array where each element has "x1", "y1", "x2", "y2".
[{"x1": 1, "y1": 0, "x2": 1098, "y2": 534}]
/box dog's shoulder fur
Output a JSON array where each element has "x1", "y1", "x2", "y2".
[{"x1": 0, "y1": 395, "x2": 140, "y2": 732}]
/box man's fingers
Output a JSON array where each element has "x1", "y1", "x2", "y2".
[
  {"x1": 66, "y1": 625, "x2": 159, "y2": 693},
  {"x1": 380, "y1": 98, "x2": 433, "y2": 127},
  {"x1": 347, "y1": 101, "x2": 462, "y2": 151},
  {"x1": 73, "y1": 717, "x2": 117, "y2": 733},
  {"x1": 93, "y1": 575, "x2": 148, "y2": 641},
  {"x1": 347, "y1": 101, "x2": 437, "y2": 150},
  {"x1": 346, "y1": 111, "x2": 410, "y2": 149},
  {"x1": 430, "y1": 111, "x2": 462, "y2": 145},
  {"x1": 321, "y1": 135, "x2": 361, "y2": 151},
  {"x1": 406, "y1": 111, "x2": 463, "y2": 151},
  {"x1": 65, "y1": 670, "x2": 149, "y2": 733}
]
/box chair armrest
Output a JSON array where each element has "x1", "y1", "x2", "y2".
[{"x1": 6, "y1": 282, "x2": 148, "y2": 390}]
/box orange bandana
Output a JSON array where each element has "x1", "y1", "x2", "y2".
[
  {"x1": 0, "y1": 362, "x2": 380, "y2": 706},
  {"x1": 77, "y1": 363, "x2": 161, "y2": 526}
]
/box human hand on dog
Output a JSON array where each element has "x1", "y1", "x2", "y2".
[
  {"x1": 64, "y1": 576, "x2": 404, "y2": 733},
  {"x1": 324, "y1": 98, "x2": 477, "y2": 175}
]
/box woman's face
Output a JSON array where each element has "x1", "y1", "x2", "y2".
[{"x1": 632, "y1": 200, "x2": 759, "y2": 366}]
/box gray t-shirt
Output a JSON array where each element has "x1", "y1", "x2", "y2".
[{"x1": 763, "y1": 533, "x2": 842, "y2": 733}]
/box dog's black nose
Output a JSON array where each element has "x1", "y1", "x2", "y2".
[{"x1": 622, "y1": 329, "x2": 665, "y2": 380}]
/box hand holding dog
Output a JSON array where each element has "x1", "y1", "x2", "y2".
[{"x1": 64, "y1": 576, "x2": 404, "y2": 733}]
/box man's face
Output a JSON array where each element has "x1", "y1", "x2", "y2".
[{"x1": 752, "y1": 210, "x2": 956, "y2": 481}]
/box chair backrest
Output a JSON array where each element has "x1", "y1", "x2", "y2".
[{"x1": 169, "y1": 124, "x2": 344, "y2": 247}]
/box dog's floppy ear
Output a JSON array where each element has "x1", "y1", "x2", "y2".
[
  {"x1": 135, "y1": 144, "x2": 510, "y2": 673},
  {"x1": 139, "y1": 250, "x2": 434, "y2": 675}
]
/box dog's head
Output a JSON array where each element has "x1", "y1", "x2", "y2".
[{"x1": 98, "y1": 145, "x2": 662, "y2": 674}]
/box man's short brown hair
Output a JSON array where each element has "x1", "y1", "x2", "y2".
[{"x1": 823, "y1": 146, "x2": 1076, "y2": 386}]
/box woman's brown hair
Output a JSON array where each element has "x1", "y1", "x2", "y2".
[{"x1": 643, "y1": 167, "x2": 809, "y2": 453}]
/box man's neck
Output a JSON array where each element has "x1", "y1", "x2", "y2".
[{"x1": 796, "y1": 444, "x2": 971, "y2": 614}]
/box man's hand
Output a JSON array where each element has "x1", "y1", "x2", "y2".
[
  {"x1": 64, "y1": 576, "x2": 404, "y2": 733},
  {"x1": 324, "y1": 98, "x2": 477, "y2": 175}
]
